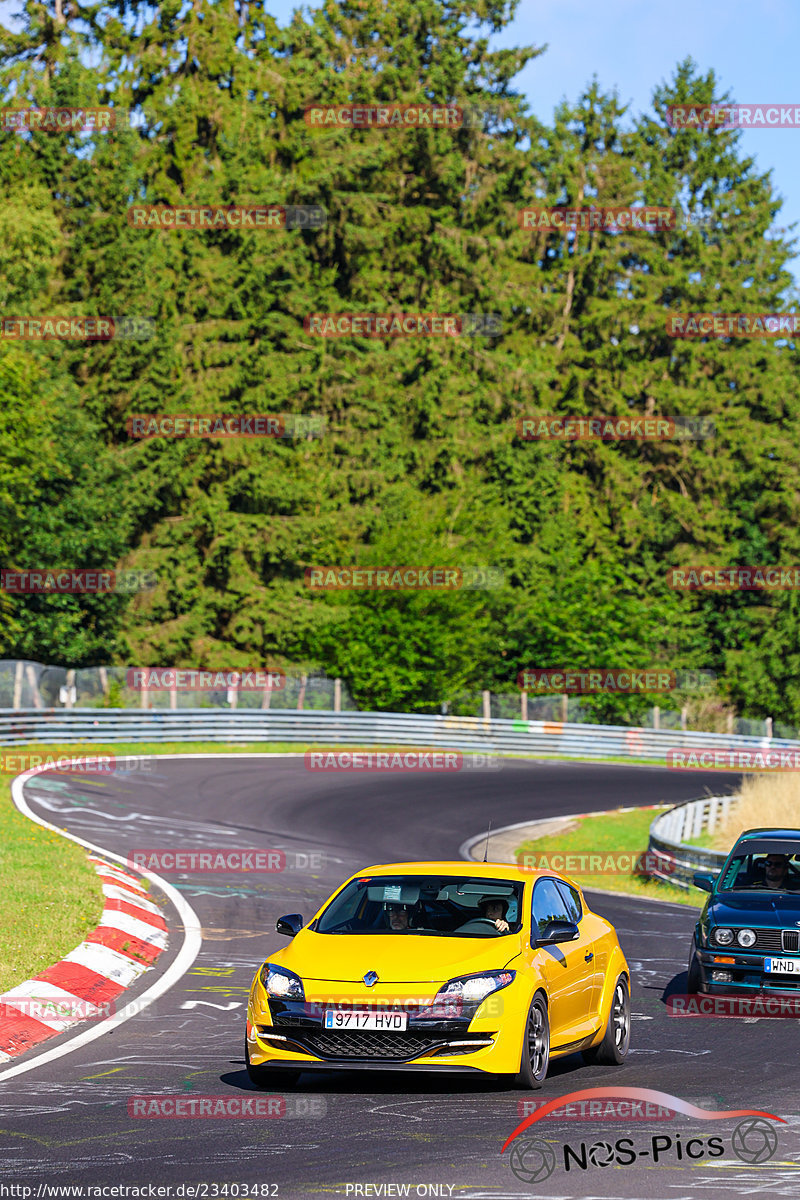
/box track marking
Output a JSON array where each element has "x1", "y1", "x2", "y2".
[{"x1": 0, "y1": 764, "x2": 203, "y2": 1082}]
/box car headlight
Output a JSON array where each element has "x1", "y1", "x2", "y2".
[
  {"x1": 424, "y1": 969, "x2": 520, "y2": 1017},
  {"x1": 713, "y1": 927, "x2": 734, "y2": 945},
  {"x1": 737, "y1": 928, "x2": 756, "y2": 948},
  {"x1": 259, "y1": 962, "x2": 305, "y2": 1000}
]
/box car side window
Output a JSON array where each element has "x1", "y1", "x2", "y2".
[
  {"x1": 556, "y1": 880, "x2": 582, "y2": 924},
  {"x1": 532, "y1": 878, "x2": 571, "y2": 938}
]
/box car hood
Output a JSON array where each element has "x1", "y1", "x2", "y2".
[
  {"x1": 711, "y1": 892, "x2": 800, "y2": 925},
  {"x1": 272, "y1": 928, "x2": 523, "y2": 983}
]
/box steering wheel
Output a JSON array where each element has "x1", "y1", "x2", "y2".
[{"x1": 459, "y1": 917, "x2": 500, "y2": 932}]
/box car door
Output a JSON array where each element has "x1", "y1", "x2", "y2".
[
  {"x1": 556, "y1": 878, "x2": 604, "y2": 1018},
  {"x1": 530, "y1": 877, "x2": 596, "y2": 1045}
]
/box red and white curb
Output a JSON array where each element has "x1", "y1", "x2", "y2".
[
  {"x1": 0, "y1": 855, "x2": 168, "y2": 1062},
  {"x1": 0, "y1": 763, "x2": 202, "y2": 1081}
]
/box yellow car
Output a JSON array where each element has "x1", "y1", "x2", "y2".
[{"x1": 245, "y1": 861, "x2": 630, "y2": 1089}]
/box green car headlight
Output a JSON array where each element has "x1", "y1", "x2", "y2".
[{"x1": 259, "y1": 962, "x2": 305, "y2": 1001}]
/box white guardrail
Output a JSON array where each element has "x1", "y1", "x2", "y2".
[
  {"x1": 648, "y1": 796, "x2": 735, "y2": 888},
  {"x1": 0, "y1": 708, "x2": 793, "y2": 759}
]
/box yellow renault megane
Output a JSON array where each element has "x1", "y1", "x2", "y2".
[{"x1": 245, "y1": 861, "x2": 630, "y2": 1088}]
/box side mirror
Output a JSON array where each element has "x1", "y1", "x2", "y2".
[
  {"x1": 535, "y1": 919, "x2": 580, "y2": 947},
  {"x1": 692, "y1": 873, "x2": 716, "y2": 893},
  {"x1": 276, "y1": 913, "x2": 304, "y2": 937}
]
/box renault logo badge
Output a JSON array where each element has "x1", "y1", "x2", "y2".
[{"x1": 363, "y1": 971, "x2": 379, "y2": 987}]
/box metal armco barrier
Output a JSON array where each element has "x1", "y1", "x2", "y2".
[
  {"x1": 0, "y1": 708, "x2": 797, "y2": 760},
  {"x1": 648, "y1": 796, "x2": 734, "y2": 889}
]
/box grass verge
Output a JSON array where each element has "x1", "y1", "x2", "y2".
[{"x1": 515, "y1": 805, "x2": 705, "y2": 908}]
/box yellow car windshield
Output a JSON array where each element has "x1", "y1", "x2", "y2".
[{"x1": 315, "y1": 874, "x2": 523, "y2": 936}]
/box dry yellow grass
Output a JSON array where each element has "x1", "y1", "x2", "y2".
[{"x1": 709, "y1": 772, "x2": 800, "y2": 852}]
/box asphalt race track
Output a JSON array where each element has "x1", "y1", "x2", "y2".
[{"x1": 2, "y1": 754, "x2": 799, "y2": 1199}]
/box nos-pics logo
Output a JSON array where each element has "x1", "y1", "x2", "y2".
[{"x1": 503, "y1": 1088, "x2": 782, "y2": 1183}]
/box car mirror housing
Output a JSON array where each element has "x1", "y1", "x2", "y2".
[
  {"x1": 692, "y1": 873, "x2": 716, "y2": 893},
  {"x1": 276, "y1": 913, "x2": 304, "y2": 937},
  {"x1": 535, "y1": 919, "x2": 580, "y2": 947}
]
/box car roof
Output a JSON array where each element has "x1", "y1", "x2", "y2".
[
  {"x1": 734, "y1": 828, "x2": 800, "y2": 843},
  {"x1": 351, "y1": 860, "x2": 554, "y2": 883}
]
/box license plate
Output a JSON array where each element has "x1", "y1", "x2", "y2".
[
  {"x1": 764, "y1": 957, "x2": 800, "y2": 975},
  {"x1": 323, "y1": 1010, "x2": 408, "y2": 1030}
]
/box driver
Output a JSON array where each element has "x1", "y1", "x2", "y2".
[
  {"x1": 384, "y1": 901, "x2": 413, "y2": 930},
  {"x1": 762, "y1": 853, "x2": 800, "y2": 891},
  {"x1": 477, "y1": 896, "x2": 510, "y2": 932}
]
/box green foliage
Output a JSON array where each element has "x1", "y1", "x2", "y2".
[{"x1": 0, "y1": 4, "x2": 798, "y2": 722}]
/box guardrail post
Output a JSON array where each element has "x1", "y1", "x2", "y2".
[
  {"x1": 708, "y1": 796, "x2": 718, "y2": 834},
  {"x1": 482, "y1": 690, "x2": 491, "y2": 721},
  {"x1": 561, "y1": 693, "x2": 568, "y2": 721},
  {"x1": 681, "y1": 705, "x2": 688, "y2": 731},
  {"x1": 727, "y1": 712, "x2": 734, "y2": 734},
  {"x1": 334, "y1": 678, "x2": 341, "y2": 713},
  {"x1": 169, "y1": 683, "x2": 177, "y2": 710},
  {"x1": 25, "y1": 664, "x2": 43, "y2": 709},
  {"x1": 766, "y1": 717, "x2": 773, "y2": 739},
  {"x1": 521, "y1": 691, "x2": 528, "y2": 721},
  {"x1": 12, "y1": 661, "x2": 23, "y2": 709},
  {"x1": 140, "y1": 681, "x2": 148, "y2": 709},
  {"x1": 298, "y1": 674, "x2": 307, "y2": 711},
  {"x1": 653, "y1": 706, "x2": 660, "y2": 730}
]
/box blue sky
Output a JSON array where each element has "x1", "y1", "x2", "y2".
[{"x1": 1, "y1": 0, "x2": 798, "y2": 285}]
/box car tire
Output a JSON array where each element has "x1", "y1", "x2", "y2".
[
  {"x1": 515, "y1": 993, "x2": 550, "y2": 1089},
  {"x1": 687, "y1": 948, "x2": 704, "y2": 994},
  {"x1": 245, "y1": 1040, "x2": 301, "y2": 1089},
  {"x1": 582, "y1": 975, "x2": 630, "y2": 1066}
]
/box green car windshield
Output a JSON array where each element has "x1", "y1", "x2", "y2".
[
  {"x1": 315, "y1": 875, "x2": 524, "y2": 936},
  {"x1": 717, "y1": 850, "x2": 800, "y2": 892}
]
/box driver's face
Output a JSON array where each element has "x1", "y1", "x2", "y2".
[
  {"x1": 484, "y1": 901, "x2": 504, "y2": 921},
  {"x1": 765, "y1": 856, "x2": 789, "y2": 885},
  {"x1": 388, "y1": 907, "x2": 409, "y2": 929}
]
